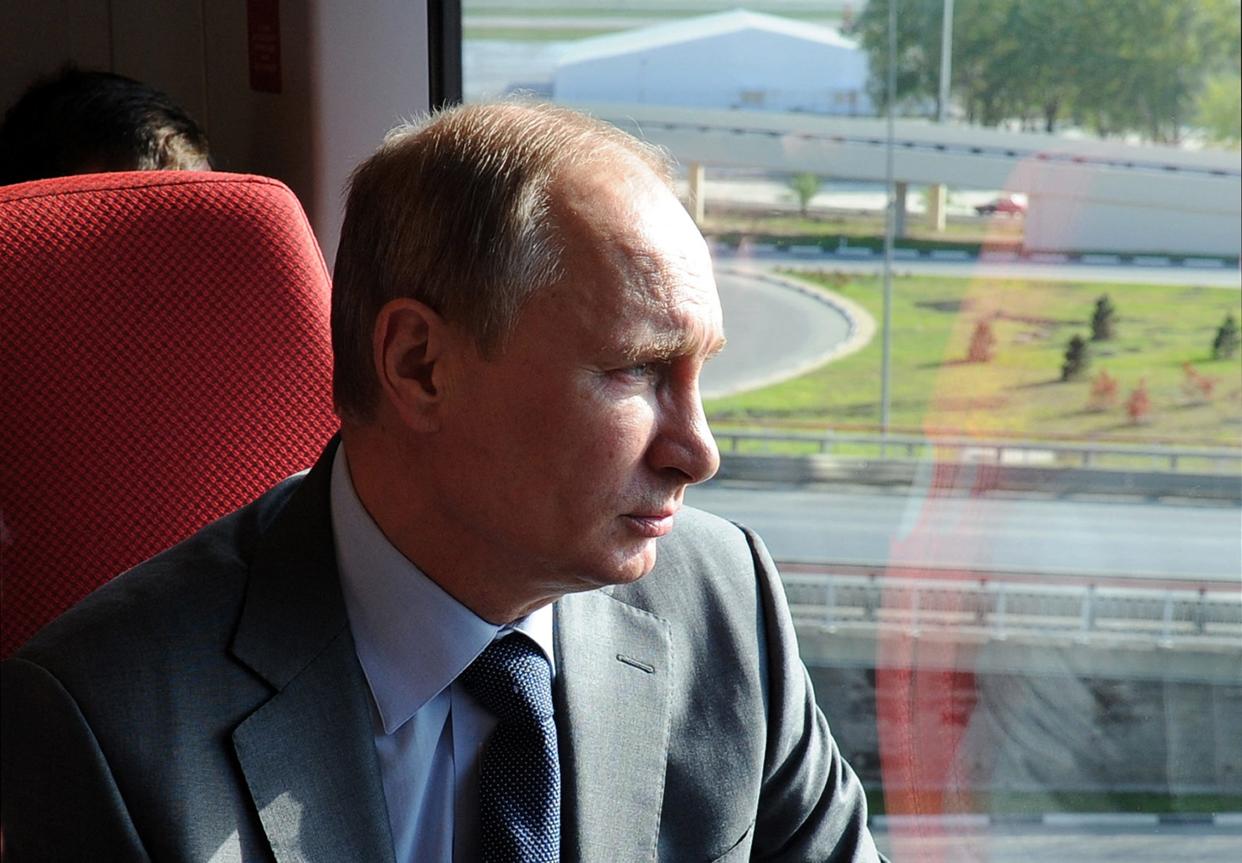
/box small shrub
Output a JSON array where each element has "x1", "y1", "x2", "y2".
[
  {"x1": 1126, "y1": 379, "x2": 1152, "y2": 424},
  {"x1": 1061, "y1": 334, "x2": 1090, "y2": 381},
  {"x1": 1090, "y1": 294, "x2": 1117, "y2": 341},
  {"x1": 1181, "y1": 362, "x2": 1217, "y2": 403},
  {"x1": 788, "y1": 172, "x2": 822, "y2": 217},
  {"x1": 966, "y1": 319, "x2": 997, "y2": 363},
  {"x1": 1212, "y1": 312, "x2": 1240, "y2": 359},
  {"x1": 1088, "y1": 370, "x2": 1119, "y2": 410}
]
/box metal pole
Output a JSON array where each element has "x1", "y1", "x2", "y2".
[
  {"x1": 938, "y1": 0, "x2": 954, "y2": 122},
  {"x1": 927, "y1": 0, "x2": 954, "y2": 232},
  {"x1": 880, "y1": 0, "x2": 897, "y2": 433}
]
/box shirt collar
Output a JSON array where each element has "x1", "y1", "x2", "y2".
[{"x1": 330, "y1": 444, "x2": 555, "y2": 735}]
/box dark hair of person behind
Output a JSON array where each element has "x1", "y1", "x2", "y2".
[{"x1": 0, "y1": 67, "x2": 212, "y2": 185}]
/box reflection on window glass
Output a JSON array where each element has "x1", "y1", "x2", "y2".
[{"x1": 465, "y1": 1, "x2": 1242, "y2": 858}]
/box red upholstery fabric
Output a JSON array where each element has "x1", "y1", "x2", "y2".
[{"x1": 1, "y1": 171, "x2": 340, "y2": 657}]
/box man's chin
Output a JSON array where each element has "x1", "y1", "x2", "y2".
[
  {"x1": 623, "y1": 537, "x2": 660, "y2": 581},
  {"x1": 575, "y1": 540, "x2": 659, "y2": 592}
]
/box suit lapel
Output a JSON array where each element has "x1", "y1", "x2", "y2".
[
  {"x1": 555, "y1": 590, "x2": 672, "y2": 862},
  {"x1": 229, "y1": 440, "x2": 396, "y2": 863}
]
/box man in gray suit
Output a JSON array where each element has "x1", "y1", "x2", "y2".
[{"x1": 2, "y1": 102, "x2": 882, "y2": 861}]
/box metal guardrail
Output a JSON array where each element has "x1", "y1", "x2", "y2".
[
  {"x1": 713, "y1": 428, "x2": 1242, "y2": 475},
  {"x1": 782, "y1": 571, "x2": 1242, "y2": 646}
]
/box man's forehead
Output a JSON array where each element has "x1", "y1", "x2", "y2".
[
  {"x1": 552, "y1": 153, "x2": 683, "y2": 242},
  {"x1": 612, "y1": 263, "x2": 725, "y2": 359},
  {"x1": 555, "y1": 163, "x2": 714, "y2": 286},
  {"x1": 542, "y1": 151, "x2": 723, "y2": 343}
]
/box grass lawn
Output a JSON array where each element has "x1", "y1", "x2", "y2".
[{"x1": 706, "y1": 271, "x2": 1242, "y2": 447}]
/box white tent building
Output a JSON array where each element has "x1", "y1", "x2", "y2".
[{"x1": 553, "y1": 10, "x2": 871, "y2": 116}]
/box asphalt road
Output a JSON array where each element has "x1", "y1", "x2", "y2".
[
  {"x1": 685, "y1": 481, "x2": 1242, "y2": 585},
  {"x1": 700, "y1": 269, "x2": 852, "y2": 398}
]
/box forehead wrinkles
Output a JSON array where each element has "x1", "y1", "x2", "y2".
[
  {"x1": 614, "y1": 245, "x2": 680, "y2": 307},
  {"x1": 610, "y1": 247, "x2": 721, "y2": 360}
]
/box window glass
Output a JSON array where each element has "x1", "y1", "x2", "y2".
[{"x1": 464, "y1": 2, "x2": 1242, "y2": 857}]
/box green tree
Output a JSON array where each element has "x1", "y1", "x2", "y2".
[
  {"x1": 1090, "y1": 294, "x2": 1117, "y2": 341},
  {"x1": 787, "y1": 173, "x2": 822, "y2": 217},
  {"x1": 1078, "y1": 0, "x2": 1242, "y2": 143},
  {"x1": 850, "y1": 0, "x2": 946, "y2": 113},
  {"x1": 1213, "y1": 313, "x2": 1240, "y2": 359},
  {"x1": 1195, "y1": 73, "x2": 1242, "y2": 146},
  {"x1": 951, "y1": 0, "x2": 1032, "y2": 126},
  {"x1": 1061, "y1": 334, "x2": 1090, "y2": 381},
  {"x1": 853, "y1": 0, "x2": 1242, "y2": 141}
]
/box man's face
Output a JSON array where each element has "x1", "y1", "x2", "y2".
[{"x1": 433, "y1": 158, "x2": 724, "y2": 605}]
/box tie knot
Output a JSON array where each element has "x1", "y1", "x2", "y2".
[{"x1": 460, "y1": 634, "x2": 554, "y2": 726}]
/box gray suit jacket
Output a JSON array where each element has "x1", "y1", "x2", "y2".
[{"x1": 2, "y1": 442, "x2": 879, "y2": 862}]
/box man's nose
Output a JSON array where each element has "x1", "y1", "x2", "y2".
[{"x1": 651, "y1": 382, "x2": 720, "y2": 485}]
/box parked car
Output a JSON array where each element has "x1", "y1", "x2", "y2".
[{"x1": 975, "y1": 195, "x2": 1027, "y2": 216}]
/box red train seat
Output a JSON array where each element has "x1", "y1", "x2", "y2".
[{"x1": 1, "y1": 171, "x2": 340, "y2": 657}]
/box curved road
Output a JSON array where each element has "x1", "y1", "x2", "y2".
[{"x1": 700, "y1": 269, "x2": 855, "y2": 398}]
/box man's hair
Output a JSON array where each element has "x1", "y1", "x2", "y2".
[
  {"x1": 332, "y1": 101, "x2": 672, "y2": 423},
  {"x1": 0, "y1": 67, "x2": 212, "y2": 185}
]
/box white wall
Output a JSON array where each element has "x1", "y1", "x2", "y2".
[
  {"x1": 1, "y1": 0, "x2": 432, "y2": 267},
  {"x1": 555, "y1": 30, "x2": 870, "y2": 115},
  {"x1": 1025, "y1": 200, "x2": 1242, "y2": 257}
]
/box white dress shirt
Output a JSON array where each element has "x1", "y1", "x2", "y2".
[{"x1": 329, "y1": 446, "x2": 556, "y2": 863}]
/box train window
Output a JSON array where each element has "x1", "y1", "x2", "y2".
[{"x1": 463, "y1": 1, "x2": 1241, "y2": 858}]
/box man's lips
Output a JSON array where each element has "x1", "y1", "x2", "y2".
[{"x1": 623, "y1": 508, "x2": 679, "y2": 538}]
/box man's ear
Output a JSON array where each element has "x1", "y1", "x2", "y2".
[{"x1": 372, "y1": 297, "x2": 451, "y2": 432}]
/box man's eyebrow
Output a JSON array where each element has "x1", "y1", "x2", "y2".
[{"x1": 622, "y1": 331, "x2": 727, "y2": 361}]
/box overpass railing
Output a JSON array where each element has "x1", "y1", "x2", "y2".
[
  {"x1": 780, "y1": 568, "x2": 1242, "y2": 647},
  {"x1": 590, "y1": 107, "x2": 1242, "y2": 180}
]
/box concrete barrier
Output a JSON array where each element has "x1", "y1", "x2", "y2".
[
  {"x1": 716, "y1": 452, "x2": 1242, "y2": 502},
  {"x1": 836, "y1": 246, "x2": 876, "y2": 259},
  {"x1": 979, "y1": 250, "x2": 1019, "y2": 262}
]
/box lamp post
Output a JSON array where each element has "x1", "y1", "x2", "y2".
[
  {"x1": 928, "y1": 0, "x2": 954, "y2": 232},
  {"x1": 880, "y1": 0, "x2": 897, "y2": 435},
  {"x1": 939, "y1": 0, "x2": 954, "y2": 123}
]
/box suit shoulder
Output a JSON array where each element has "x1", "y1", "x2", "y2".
[
  {"x1": 659, "y1": 504, "x2": 760, "y2": 572},
  {"x1": 13, "y1": 472, "x2": 306, "y2": 673}
]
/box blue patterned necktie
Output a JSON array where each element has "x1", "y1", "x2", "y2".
[{"x1": 460, "y1": 634, "x2": 560, "y2": 863}]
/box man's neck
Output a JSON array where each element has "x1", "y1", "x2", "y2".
[{"x1": 339, "y1": 429, "x2": 562, "y2": 625}]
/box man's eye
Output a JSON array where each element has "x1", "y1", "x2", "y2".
[{"x1": 613, "y1": 363, "x2": 660, "y2": 382}]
